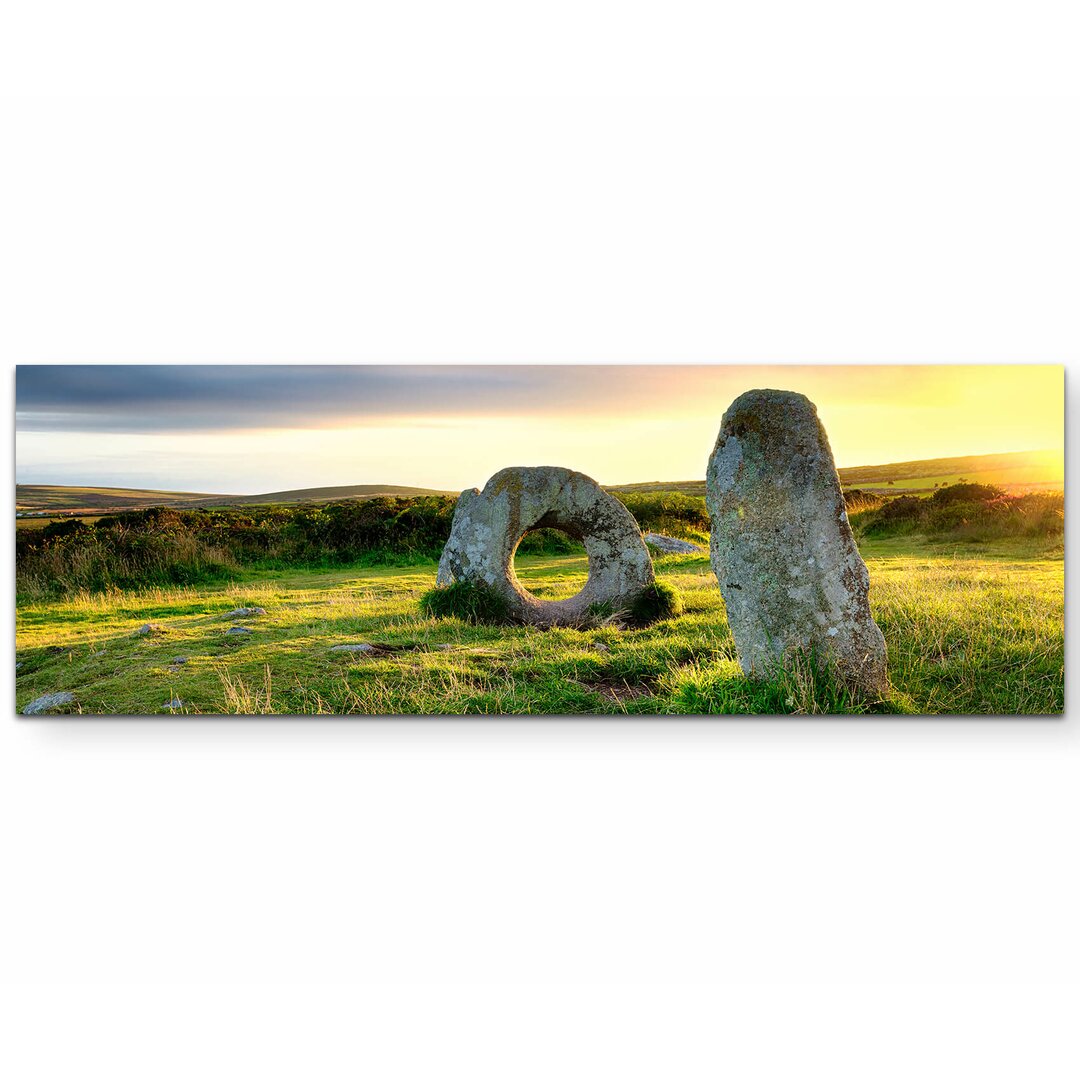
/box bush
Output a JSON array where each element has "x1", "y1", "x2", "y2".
[
  {"x1": 17, "y1": 497, "x2": 458, "y2": 597},
  {"x1": 514, "y1": 528, "x2": 585, "y2": 556},
  {"x1": 857, "y1": 495, "x2": 926, "y2": 537},
  {"x1": 931, "y1": 482, "x2": 1003, "y2": 506},
  {"x1": 629, "y1": 580, "x2": 683, "y2": 625},
  {"x1": 612, "y1": 492, "x2": 709, "y2": 540},
  {"x1": 17, "y1": 481, "x2": 1063, "y2": 599},
  {"x1": 856, "y1": 484, "x2": 1063, "y2": 542},
  {"x1": 419, "y1": 579, "x2": 511, "y2": 624},
  {"x1": 842, "y1": 489, "x2": 884, "y2": 513}
]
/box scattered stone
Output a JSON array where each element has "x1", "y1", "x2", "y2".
[
  {"x1": 434, "y1": 643, "x2": 456, "y2": 651},
  {"x1": 134, "y1": 623, "x2": 166, "y2": 636},
  {"x1": 643, "y1": 532, "x2": 705, "y2": 554},
  {"x1": 21, "y1": 691, "x2": 76, "y2": 715},
  {"x1": 329, "y1": 643, "x2": 377, "y2": 653},
  {"x1": 225, "y1": 626, "x2": 252, "y2": 636},
  {"x1": 222, "y1": 607, "x2": 266, "y2": 618},
  {"x1": 706, "y1": 389, "x2": 888, "y2": 698},
  {"x1": 436, "y1": 466, "x2": 655, "y2": 627},
  {"x1": 592, "y1": 642, "x2": 610, "y2": 652},
  {"x1": 163, "y1": 698, "x2": 185, "y2": 710},
  {"x1": 169, "y1": 656, "x2": 190, "y2": 666}
]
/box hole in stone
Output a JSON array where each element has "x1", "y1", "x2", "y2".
[{"x1": 512, "y1": 528, "x2": 589, "y2": 600}]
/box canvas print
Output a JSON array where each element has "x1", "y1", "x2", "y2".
[{"x1": 14, "y1": 364, "x2": 1064, "y2": 716}]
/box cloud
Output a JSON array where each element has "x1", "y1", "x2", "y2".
[
  {"x1": 14, "y1": 363, "x2": 1012, "y2": 436},
  {"x1": 16, "y1": 364, "x2": 702, "y2": 434}
]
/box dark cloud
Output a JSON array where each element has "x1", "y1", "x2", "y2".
[
  {"x1": 16, "y1": 364, "x2": 959, "y2": 435},
  {"x1": 15, "y1": 365, "x2": 655, "y2": 433}
]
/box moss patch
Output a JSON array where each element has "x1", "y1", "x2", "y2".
[
  {"x1": 629, "y1": 581, "x2": 683, "y2": 626},
  {"x1": 420, "y1": 579, "x2": 511, "y2": 625}
]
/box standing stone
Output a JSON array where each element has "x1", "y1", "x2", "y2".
[
  {"x1": 706, "y1": 389, "x2": 888, "y2": 697},
  {"x1": 435, "y1": 466, "x2": 655, "y2": 627}
]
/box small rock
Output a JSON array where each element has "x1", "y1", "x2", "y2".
[
  {"x1": 225, "y1": 626, "x2": 252, "y2": 636},
  {"x1": 22, "y1": 691, "x2": 76, "y2": 715},
  {"x1": 134, "y1": 623, "x2": 166, "y2": 636},
  {"x1": 592, "y1": 642, "x2": 610, "y2": 652},
  {"x1": 329, "y1": 643, "x2": 377, "y2": 653},
  {"x1": 434, "y1": 643, "x2": 455, "y2": 651},
  {"x1": 643, "y1": 532, "x2": 705, "y2": 554},
  {"x1": 222, "y1": 607, "x2": 266, "y2": 618},
  {"x1": 169, "y1": 656, "x2": 190, "y2": 665},
  {"x1": 163, "y1": 698, "x2": 184, "y2": 710}
]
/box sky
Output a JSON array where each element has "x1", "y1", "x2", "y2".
[{"x1": 15, "y1": 364, "x2": 1065, "y2": 494}]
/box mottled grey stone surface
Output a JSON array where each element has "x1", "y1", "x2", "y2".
[
  {"x1": 222, "y1": 607, "x2": 266, "y2": 618},
  {"x1": 22, "y1": 691, "x2": 76, "y2": 715},
  {"x1": 643, "y1": 532, "x2": 705, "y2": 554},
  {"x1": 436, "y1": 466, "x2": 655, "y2": 627},
  {"x1": 706, "y1": 390, "x2": 888, "y2": 697}
]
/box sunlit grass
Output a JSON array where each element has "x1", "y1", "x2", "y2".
[{"x1": 14, "y1": 540, "x2": 1063, "y2": 715}]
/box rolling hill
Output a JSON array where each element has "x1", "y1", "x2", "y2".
[
  {"x1": 15, "y1": 449, "x2": 1063, "y2": 518},
  {"x1": 15, "y1": 483, "x2": 453, "y2": 514},
  {"x1": 608, "y1": 449, "x2": 1063, "y2": 497}
]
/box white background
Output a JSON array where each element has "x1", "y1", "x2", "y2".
[{"x1": 1, "y1": 4, "x2": 1077, "y2": 1077}]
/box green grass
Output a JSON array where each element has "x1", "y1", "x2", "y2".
[
  {"x1": 14, "y1": 537, "x2": 1063, "y2": 715},
  {"x1": 606, "y1": 450, "x2": 1064, "y2": 497},
  {"x1": 835, "y1": 449, "x2": 1063, "y2": 493}
]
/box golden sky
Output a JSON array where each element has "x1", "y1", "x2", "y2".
[{"x1": 15, "y1": 364, "x2": 1064, "y2": 492}]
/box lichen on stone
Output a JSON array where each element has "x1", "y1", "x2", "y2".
[
  {"x1": 434, "y1": 465, "x2": 656, "y2": 628},
  {"x1": 706, "y1": 389, "x2": 888, "y2": 699}
]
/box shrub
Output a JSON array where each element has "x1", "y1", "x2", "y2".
[
  {"x1": 629, "y1": 580, "x2": 683, "y2": 625},
  {"x1": 857, "y1": 495, "x2": 926, "y2": 537},
  {"x1": 612, "y1": 492, "x2": 709, "y2": 539},
  {"x1": 842, "y1": 489, "x2": 884, "y2": 513},
  {"x1": 419, "y1": 579, "x2": 511, "y2": 624},
  {"x1": 514, "y1": 528, "x2": 585, "y2": 556},
  {"x1": 931, "y1": 482, "x2": 1003, "y2": 506},
  {"x1": 855, "y1": 484, "x2": 1064, "y2": 542}
]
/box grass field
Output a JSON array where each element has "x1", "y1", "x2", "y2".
[
  {"x1": 16, "y1": 450, "x2": 1063, "y2": 520},
  {"x1": 608, "y1": 449, "x2": 1064, "y2": 497},
  {"x1": 15, "y1": 482, "x2": 455, "y2": 515},
  {"x1": 14, "y1": 535, "x2": 1063, "y2": 715}
]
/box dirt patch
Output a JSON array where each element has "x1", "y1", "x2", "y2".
[{"x1": 576, "y1": 677, "x2": 655, "y2": 707}]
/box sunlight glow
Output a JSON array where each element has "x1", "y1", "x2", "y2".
[{"x1": 15, "y1": 364, "x2": 1064, "y2": 492}]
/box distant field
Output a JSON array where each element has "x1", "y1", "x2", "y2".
[
  {"x1": 15, "y1": 485, "x2": 226, "y2": 511},
  {"x1": 15, "y1": 482, "x2": 454, "y2": 516},
  {"x1": 204, "y1": 484, "x2": 453, "y2": 505},
  {"x1": 15, "y1": 449, "x2": 1062, "y2": 523},
  {"x1": 609, "y1": 449, "x2": 1063, "y2": 497},
  {"x1": 608, "y1": 480, "x2": 708, "y2": 496},
  {"x1": 836, "y1": 449, "x2": 1063, "y2": 493}
]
